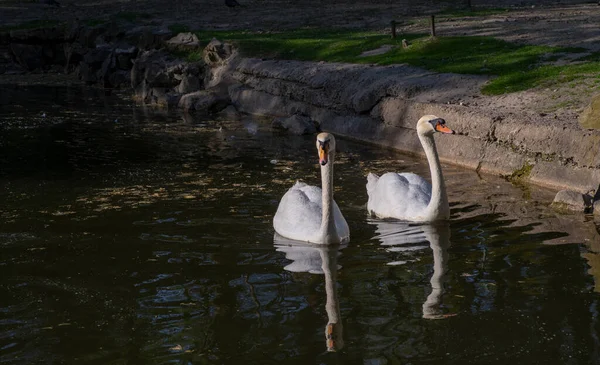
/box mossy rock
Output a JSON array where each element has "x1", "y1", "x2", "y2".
[
  {"x1": 579, "y1": 93, "x2": 600, "y2": 130},
  {"x1": 509, "y1": 162, "x2": 533, "y2": 182},
  {"x1": 551, "y1": 189, "x2": 592, "y2": 213}
]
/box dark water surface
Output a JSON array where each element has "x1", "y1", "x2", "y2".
[{"x1": 1, "y1": 85, "x2": 600, "y2": 365}]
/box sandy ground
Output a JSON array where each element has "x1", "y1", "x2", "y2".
[
  {"x1": 1, "y1": 0, "x2": 599, "y2": 122},
  {"x1": 2, "y1": 0, "x2": 598, "y2": 45}
]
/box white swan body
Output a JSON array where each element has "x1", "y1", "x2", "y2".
[
  {"x1": 274, "y1": 133, "x2": 350, "y2": 244},
  {"x1": 367, "y1": 115, "x2": 455, "y2": 222}
]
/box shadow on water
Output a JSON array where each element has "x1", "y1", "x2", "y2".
[
  {"x1": 0, "y1": 85, "x2": 167, "y2": 179},
  {"x1": 1, "y1": 85, "x2": 600, "y2": 364}
]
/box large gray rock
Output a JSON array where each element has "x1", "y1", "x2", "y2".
[
  {"x1": 10, "y1": 26, "x2": 65, "y2": 43},
  {"x1": 72, "y1": 40, "x2": 136, "y2": 87},
  {"x1": 127, "y1": 26, "x2": 173, "y2": 50},
  {"x1": 132, "y1": 50, "x2": 205, "y2": 106},
  {"x1": 594, "y1": 200, "x2": 600, "y2": 216},
  {"x1": 202, "y1": 38, "x2": 240, "y2": 89},
  {"x1": 94, "y1": 22, "x2": 126, "y2": 46},
  {"x1": 178, "y1": 86, "x2": 230, "y2": 113},
  {"x1": 10, "y1": 44, "x2": 44, "y2": 70},
  {"x1": 73, "y1": 24, "x2": 110, "y2": 48},
  {"x1": 0, "y1": 45, "x2": 24, "y2": 75},
  {"x1": 114, "y1": 44, "x2": 138, "y2": 70},
  {"x1": 551, "y1": 189, "x2": 593, "y2": 212},
  {"x1": 217, "y1": 105, "x2": 241, "y2": 120},
  {"x1": 203, "y1": 38, "x2": 235, "y2": 66},
  {"x1": 272, "y1": 114, "x2": 317, "y2": 135},
  {"x1": 166, "y1": 32, "x2": 200, "y2": 51},
  {"x1": 175, "y1": 74, "x2": 201, "y2": 94},
  {"x1": 580, "y1": 93, "x2": 600, "y2": 130},
  {"x1": 78, "y1": 45, "x2": 112, "y2": 83},
  {"x1": 131, "y1": 50, "x2": 176, "y2": 88},
  {"x1": 63, "y1": 40, "x2": 87, "y2": 72},
  {"x1": 143, "y1": 87, "x2": 181, "y2": 107}
]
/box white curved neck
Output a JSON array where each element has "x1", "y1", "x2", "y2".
[
  {"x1": 319, "y1": 154, "x2": 337, "y2": 243},
  {"x1": 321, "y1": 248, "x2": 341, "y2": 323},
  {"x1": 320, "y1": 248, "x2": 343, "y2": 351},
  {"x1": 422, "y1": 224, "x2": 451, "y2": 318},
  {"x1": 418, "y1": 133, "x2": 449, "y2": 220}
]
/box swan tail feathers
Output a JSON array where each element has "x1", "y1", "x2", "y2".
[{"x1": 366, "y1": 173, "x2": 379, "y2": 195}]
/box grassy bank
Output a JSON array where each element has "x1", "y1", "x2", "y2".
[{"x1": 192, "y1": 29, "x2": 600, "y2": 95}]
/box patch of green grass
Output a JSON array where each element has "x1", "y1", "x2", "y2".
[
  {"x1": 185, "y1": 50, "x2": 203, "y2": 62},
  {"x1": 192, "y1": 29, "x2": 600, "y2": 95},
  {"x1": 168, "y1": 23, "x2": 191, "y2": 34},
  {"x1": 195, "y1": 29, "x2": 420, "y2": 61},
  {"x1": 0, "y1": 19, "x2": 62, "y2": 31},
  {"x1": 114, "y1": 11, "x2": 153, "y2": 23},
  {"x1": 486, "y1": 61, "x2": 600, "y2": 94},
  {"x1": 171, "y1": 49, "x2": 203, "y2": 62}
]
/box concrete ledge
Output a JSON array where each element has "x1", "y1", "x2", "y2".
[{"x1": 230, "y1": 58, "x2": 600, "y2": 193}]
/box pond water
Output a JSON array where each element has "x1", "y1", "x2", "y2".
[{"x1": 1, "y1": 85, "x2": 600, "y2": 365}]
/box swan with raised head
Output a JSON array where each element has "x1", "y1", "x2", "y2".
[
  {"x1": 366, "y1": 115, "x2": 455, "y2": 222},
  {"x1": 273, "y1": 132, "x2": 349, "y2": 244}
]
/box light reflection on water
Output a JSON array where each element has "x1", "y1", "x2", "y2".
[{"x1": 1, "y1": 85, "x2": 600, "y2": 364}]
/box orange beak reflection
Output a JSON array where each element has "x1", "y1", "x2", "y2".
[
  {"x1": 319, "y1": 145, "x2": 329, "y2": 166},
  {"x1": 435, "y1": 122, "x2": 455, "y2": 134},
  {"x1": 326, "y1": 323, "x2": 336, "y2": 352}
]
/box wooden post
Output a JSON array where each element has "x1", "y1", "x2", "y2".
[
  {"x1": 391, "y1": 20, "x2": 397, "y2": 39},
  {"x1": 430, "y1": 15, "x2": 436, "y2": 37}
]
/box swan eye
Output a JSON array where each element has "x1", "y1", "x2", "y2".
[
  {"x1": 428, "y1": 118, "x2": 445, "y2": 128},
  {"x1": 318, "y1": 140, "x2": 330, "y2": 151}
]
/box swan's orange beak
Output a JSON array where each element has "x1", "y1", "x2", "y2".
[
  {"x1": 319, "y1": 145, "x2": 329, "y2": 166},
  {"x1": 435, "y1": 122, "x2": 455, "y2": 134}
]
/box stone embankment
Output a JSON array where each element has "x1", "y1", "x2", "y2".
[
  {"x1": 228, "y1": 59, "x2": 600, "y2": 199},
  {"x1": 2, "y1": 23, "x2": 599, "y2": 208}
]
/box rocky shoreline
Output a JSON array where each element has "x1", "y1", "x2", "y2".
[{"x1": 1, "y1": 22, "x2": 599, "y2": 213}]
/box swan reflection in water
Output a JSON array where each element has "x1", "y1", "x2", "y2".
[
  {"x1": 369, "y1": 220, "x2": 454, "y2": 319},
  {"x1": 273, "y1": 234, "x2": 345, "y2": 352}
]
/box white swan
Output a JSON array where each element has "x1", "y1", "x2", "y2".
[
  {"x1": 366, "y1": 115, "x2": 455, "y2": 222},
  {"x1": 273, "y1": 132, "x2": 350, "y2": 244}
]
